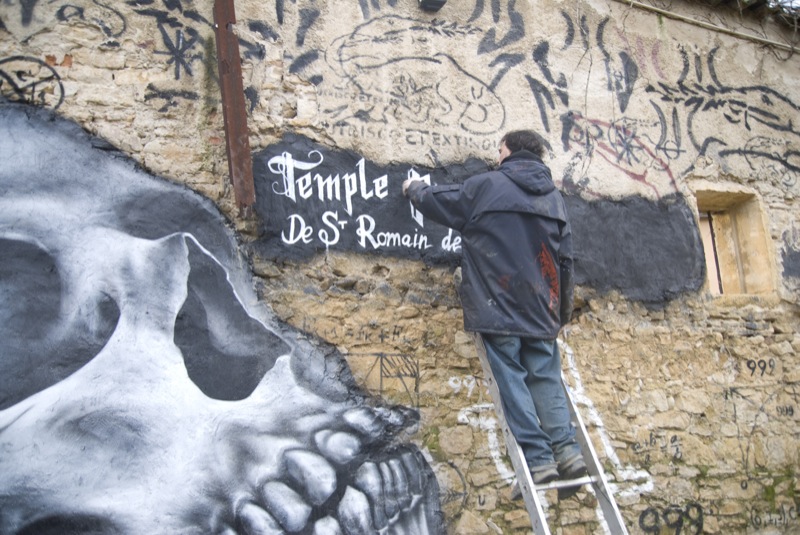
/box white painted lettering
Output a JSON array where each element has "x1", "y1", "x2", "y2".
[
  {"x1": 356, "y1": 215, "x2": 432, "y2": 251},
  {"x1": 316, "y1": 173, "x2": 340, "y2": 202},
  {"x1": 297, "y1": 172, "x2": 313, "y2": 200},
  {"x1": 268, "y1": 151, "x2": 324, "y2": 202},
  {"x1": 357, "y1": 159, "x2": 373, "y2": 200},
  {"x1": 375, "y1": 174, "x2": 388, "y2": 198},
  {"x1": 442, "y1": 228, "x2": 462, "y2": 253},
  {"x1": 356, "y1": 215, "x2": 379, "y2": 248},
  {"x1": 281, "y1": 214, "x2": 313, "y2": 244},
  {"x1": 267, "y1": 152, "x2": 390, "y2": 217},
  {"x1": 408, "y1": 168, "x2": 431, "y2": 227},
  {"x1": 319, "y1": 211, "x2": 341, "y2": 247},
  {"x1": 343, "y1": 171, "x2": 358, "y2": 216}
]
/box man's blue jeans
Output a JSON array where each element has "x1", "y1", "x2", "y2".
[{"x1": 481, "y1": 334, "x2": 580, "y2": 468}]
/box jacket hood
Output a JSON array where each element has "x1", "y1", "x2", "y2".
[{"x1": 498, "y1": 150, "x2": 555, "y2": 195}]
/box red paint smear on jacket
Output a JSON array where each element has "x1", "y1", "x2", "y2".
[{"x1": 537, "y1": 242, "x2": 559, "y2": 315}]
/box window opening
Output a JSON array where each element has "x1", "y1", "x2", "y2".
[
  {"x1": 702, "y1": 212, "x2": 725, "y2": 294},
  {"x1": 695, "y1": 189, "x2": 773, "y2": 296}
]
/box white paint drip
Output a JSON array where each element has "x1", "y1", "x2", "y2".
[
  {"x1": 457, "y1": 403, "x2": 516, "y2": 484},
  {"x1": 559, "y1": 339, "x2": 654, "y2": 500},
  {"x1": 463, "y1": 337, "x2": 653, "y2": 529}
]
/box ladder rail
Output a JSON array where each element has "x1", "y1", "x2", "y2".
[
  {"x1": 563, "y1": 376, "x2": 630, "y2": 534},
  {"x1": 470, "y1": 333, "x2": 629, "y2": 535},
  {"x1": 471, "y1": 334, "x2": 552, "y2": 535}
]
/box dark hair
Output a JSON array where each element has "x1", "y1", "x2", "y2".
[{"x1": 500, "y1": 130, "x2": 546, "y2": 158}]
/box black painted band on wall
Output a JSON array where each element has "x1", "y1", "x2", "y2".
[
  {"x1": 252, "y1": 133, "x2": 486, "y2": 264},
  {"x1": 564, "y1": 194, "x2": 705, "y2": 302},
  {"x1": 252, "y1": 135, "x2": 706, "y2": 303}
]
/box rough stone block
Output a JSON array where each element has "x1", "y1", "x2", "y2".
[{"x1": 455, "y1": 510, "x2": 490, "y2": 534}]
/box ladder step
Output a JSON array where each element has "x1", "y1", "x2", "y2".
[
  {"x1": 511, "y1": 475, "x2": 598, "y2": 500},
  {"x1": 535, "y1": 475, "x2": 597, "y2": 492},
  {"x1": 469, "y1": 333, "x2": 630, "y2": 534}
]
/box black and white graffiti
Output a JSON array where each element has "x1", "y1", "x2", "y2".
[
  {"x1": 323, "y1": 15, "x2": 504, "y2": 136},
  {"x1": 646, "y1": 47, "x2": 800, "y2": 180},
  {"x1": 0, "y1": 56, "x2": 64, "y2": 109},
  {"x1": 3, "y1": 0, "x2": 126, "y2": 41},
  {"x1": 251, "y1": 134, "x2": 705, "y2": 302},
  {"x1": 251, "y1": 133, "x2": 487, "y2": 263},
  {"x1": 0, "y1": 103, "x2": 443, "y2": 535}
]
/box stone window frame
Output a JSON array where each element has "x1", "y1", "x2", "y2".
[{"x1": 688, "y1": 180, "x2": 777, "y2": 297}]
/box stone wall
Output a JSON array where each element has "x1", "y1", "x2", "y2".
[{"x1": 1, "y1": 0, "x2": 799, "y2": 533}]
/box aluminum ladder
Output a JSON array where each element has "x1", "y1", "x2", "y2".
[{"x1": 471, "y1": 334, "x2": 629, "y2": 535}]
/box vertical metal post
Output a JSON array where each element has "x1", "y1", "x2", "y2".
[{"x1": 213, "y1": 0, "x2": 255, "y2": 216}]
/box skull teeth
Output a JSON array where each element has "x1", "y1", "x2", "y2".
[
  {"x1": 237, "y1": 501, "x2": 283, "y2": 535},
  {"x1": 258, "y1": 480, "x2": 312, "y2": 532},
  {"x1": 337, "y1": 486, "x2": 375, "y2": 534},
  {"x1": 388, "y1": 458, "x2": 412, "y2": 510},
  {"x1": 313, "y1": 515, "x2": 343, "y2": 535},
  {"x1": 229, "y1": 447, "x2": 436, "y2": 535},
  {"x1": 314, "y1": 429, "x2": 362, "y2": 465},
  {"x1": 0, "y1": 107, "x2": 442, "y2": 535},
  {"x1": 284, "y1": 449, "x2": 338, "y2": 506},
  {"x1": 353, "y1": 461, "x2": 387, "y2": 528}
]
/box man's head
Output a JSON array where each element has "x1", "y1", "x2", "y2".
[{"x1": 498, "y1": 130, "x2": 546, "y2": 163}]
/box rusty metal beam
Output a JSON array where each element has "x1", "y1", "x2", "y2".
[{"x1": 213, "y1": 0, "x2": 255, "y2": 216}]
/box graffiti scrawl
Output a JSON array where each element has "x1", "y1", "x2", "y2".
[
  {"x1": 0, "y1": 56, "x2": 64, "y2": 109},
  {"x1": 325, "y1": 15, "x2": 505, "y2": 136}
]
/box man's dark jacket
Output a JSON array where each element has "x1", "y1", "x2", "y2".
[{"x1": 406, "y1": 150, "x2": 574, "y2": 339}]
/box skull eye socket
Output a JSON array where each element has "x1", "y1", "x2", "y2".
[
  {"x1": 0, "y1": 238, "x2": 119, "y2": 410},
  {"x1": 0, "y1": 238, "x2": 61, "y2": 339}
]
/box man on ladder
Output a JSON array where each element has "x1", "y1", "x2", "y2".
[{"x1": 402, "y1": 129, "x2": 587, "y2": 495}]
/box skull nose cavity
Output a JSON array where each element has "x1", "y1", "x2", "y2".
[{"x1": 174, "y1": 240, "x2": 290, "y2": 401}]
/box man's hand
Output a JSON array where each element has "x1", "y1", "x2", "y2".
[{"x1": 402, "y1": 177, "x2": 424, "y2": 197}]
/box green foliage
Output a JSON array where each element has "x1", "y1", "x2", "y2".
[{"x1": 423, "y1": 425, "x2": 442, "y2": 461}]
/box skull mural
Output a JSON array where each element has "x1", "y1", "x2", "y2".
[{"x1": 0, "y1": 103, "x2": 443, "y2": 535}]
